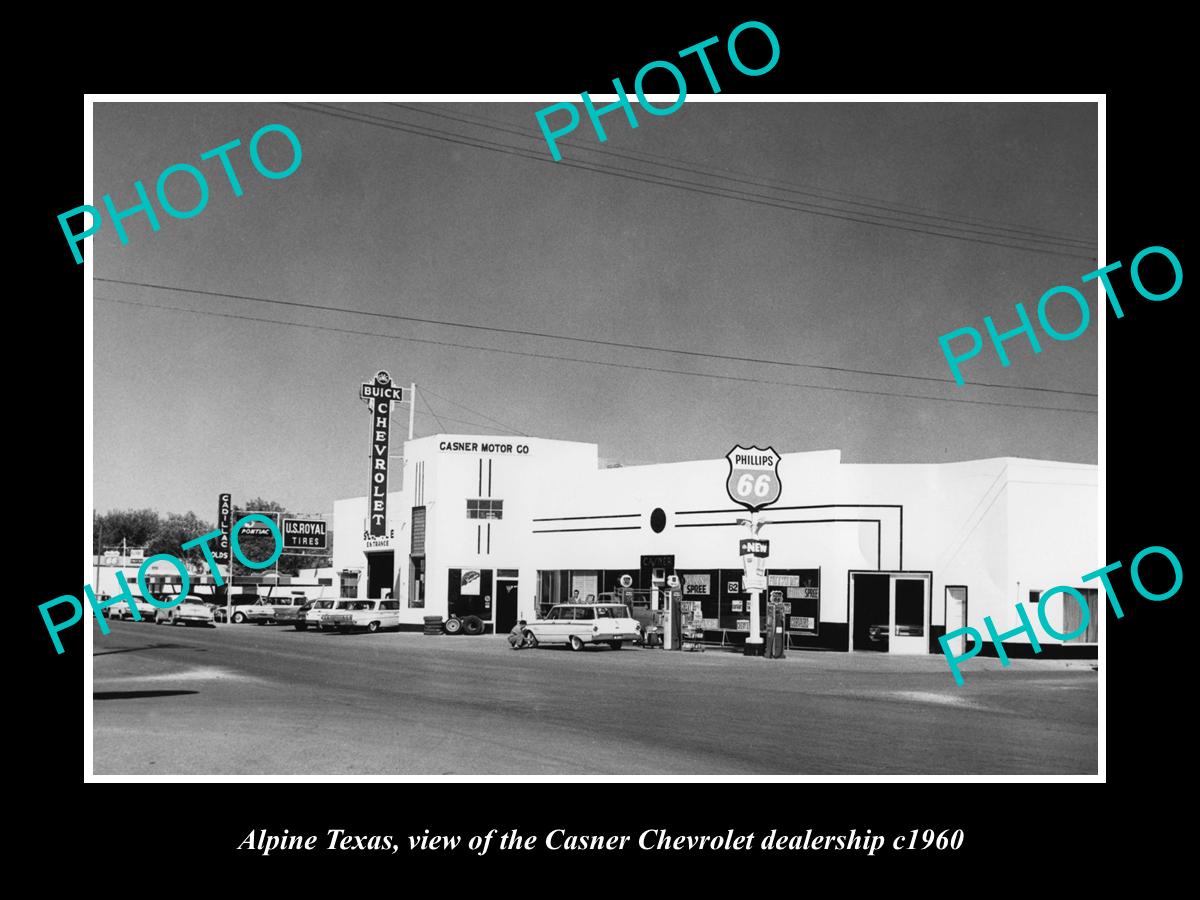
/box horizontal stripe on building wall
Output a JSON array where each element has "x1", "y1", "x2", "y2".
[
  {"x1": 676, "y1": 518, "x2": 882, "y2": 528},
  {"x1": 531, "y1": 514, "x2": 642, "y2": 522},
  {"x1": 674, "y1": 505, "x2": 903, "y2": 569},
  {"x1": 675, "y1": 503, "x2": 903, "y2": 515},
  {"x1": 532, "y1": 526, "x2": 643, "y2": 533}
]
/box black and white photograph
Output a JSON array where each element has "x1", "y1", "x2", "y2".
[{"x1": 79, "y1": 93, "x2": 1108, "y2": 778}]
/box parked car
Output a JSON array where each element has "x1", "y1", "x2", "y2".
[
  {"x1": 868, "y1": 623, "x2": 920, "y2": 645},
  {"x1": 213, "y1": 596, "x2": 275, "y2": 624},
  {"x1": 106, "y1": 596, "x2": 160, "y2": 621},
  {"x1": 267, "y1": 595, "x2": 308, "y2": 626},
  {"x1": 524, "y1": 603, "x2": 641, "y2": 651},
  {"x1": 155, "y1": 595, "x2": 216, "y2": 627},
  {"x1": 598, "y1": 591, "x2": 659, "y2": 646},
  {"x1": 294, "y1": 599, "x2": 336, "y2": 631},
  {"x1": 318, "y1": 599, "x2": 401, "y2": 634}
]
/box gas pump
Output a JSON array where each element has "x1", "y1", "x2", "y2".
[
  {"x1": 648, "y1": 568, "x2": 666, "y2": 648},
  {"x1": 765, "y1": 590, "x2": 787, "y2": 659},
  {"x1": 662, "y1": 575, "x2": 683, "y2": 650}
]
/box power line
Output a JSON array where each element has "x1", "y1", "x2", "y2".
[
  {"x1": 419, "y1": 391, "x2": 447, "y2": 432},
  {"x1": 401, "y1": 103, "x2": 1098, "y2": 248},
  {"x1": 285, "y1": 102, "x2": 1096, "y2": 263},
  {"x1": 419, "y1": 385, "x2": 530, "y2": 436},
  {"x1": 389, "y1": 102, "x2": 1096, "y2": 250},
  {"x1": 412, "y1": 408, "x2": 507, "y2": 433},
  {"x1": 96, "y1": 294, "x2": 1097, "y2": 416},
  {"x1": 302, "y1": 102, "x2": 1096, "y2": 259},
  {"x1": 94, "y1": 277, "x2": 1097, "y2": 399}
]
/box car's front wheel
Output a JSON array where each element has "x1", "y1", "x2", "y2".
[
  {"x1": 569, "y1": 635, "x2": 585, "y2": 652},
  {"x1": 232, "y1": 612, "x2": 246, "y2": 624},
  {"x1": 367, "y1": 621, "x2": 380, "y2": 633},
  {"x1": 523, "y1": 630, "x2": 538, "y2": 648}
]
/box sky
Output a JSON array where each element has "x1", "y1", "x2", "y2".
[{"x1": 91, "y1": 99, "x2": 1098, "y2": 523}]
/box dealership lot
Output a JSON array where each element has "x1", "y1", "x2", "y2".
[{"x1": 92, "y1": 620, "x2": 1097, "y2": 775}]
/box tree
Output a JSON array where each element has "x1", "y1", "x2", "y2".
[
  {"x1": 149, "y1": 511, "x2": 215, "y2": 572},
  {"x1": 94, "y1": 508, "x2": 161, "y2": 554}
]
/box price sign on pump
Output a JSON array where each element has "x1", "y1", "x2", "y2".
[{"x1": 725, "y1": 445, "x2": 782, "y2": 511}]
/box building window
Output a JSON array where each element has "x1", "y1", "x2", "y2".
[{"x1": 467, "y1": 499, "x2": 503, "y2": 520}]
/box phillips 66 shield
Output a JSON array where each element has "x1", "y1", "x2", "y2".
[{"x1": 726, "y1": 445, "x2": 782, "y2": 511}]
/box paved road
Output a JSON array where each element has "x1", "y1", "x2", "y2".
[{"x1": 92, "y1": 620, "x2": 1097, "y2": 775}]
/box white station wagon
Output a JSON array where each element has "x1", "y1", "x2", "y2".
[
  {"x1": 524, "y1": 603, "x2": 641, "y2": 651},
  {"x1": 318, "y1": 599, "x2": 401, "y2": 634}
]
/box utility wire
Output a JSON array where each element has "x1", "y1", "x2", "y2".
[
  {"x1": 389, "y1": 102, "x2": 1096, "y2": 250},
  {"x1": 285, "y1": 102, "x2": 1096, "y2": 263},
  {"x1": 419, "y1": 384, "x2": 530, "y2": 436},
  {"x1": 94, "y1": 277, "x2": 1097, "y2": 399},
  {"x1": 412, "y1": 408, "x2": 507, "y2": 433},
  {"x1": 96, "y1": 294, "x2": 1097, "y2": 416},
  {"x1": 400, "y1": 102, "x2": 1097, "y2": 248},
  {"x1": 419, "y1": 391, "x2": 448, "y2": 432}
]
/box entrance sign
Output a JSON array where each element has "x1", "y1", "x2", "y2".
[
  {"x1": 283, "y1": 518, "x2": 327, "y2": 550},
  {"x1": 725, "y1": 445, "x2": 782, "y2": 511},
  {"x1": 361, "y1": 371, "x2": 405, "y2": 537}
]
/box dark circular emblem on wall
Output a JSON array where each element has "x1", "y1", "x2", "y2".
[{"x1": 650, "y1": 508, "x2": 667, "y2": 533}]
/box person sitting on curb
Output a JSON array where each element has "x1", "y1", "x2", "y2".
[{"x1": 508, "y1": 619, "x2": 529, "y2": 649}]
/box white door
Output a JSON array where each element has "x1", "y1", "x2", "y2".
[
  {"x1": 945, "y1": 586, "x2": 967, "y2": 656},
  {"x1": 890, "y1": 575, "x2": 930, "y2": 655}
]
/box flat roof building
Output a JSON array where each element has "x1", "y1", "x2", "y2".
[{"x1": 333, "y1": 434, "x2": 1098, "y2": 656}]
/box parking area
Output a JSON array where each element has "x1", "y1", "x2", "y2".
[{"x1": 92, "y1": 619, "x2": 1097, "y2": 775}]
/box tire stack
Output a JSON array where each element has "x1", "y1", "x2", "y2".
[{"x1": 422, "y1": 615, "x2": 444, "y2": 636}]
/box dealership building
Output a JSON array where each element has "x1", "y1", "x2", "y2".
[{"x1": 332, "y1": 434, "x2": 1098, "y2": 656}]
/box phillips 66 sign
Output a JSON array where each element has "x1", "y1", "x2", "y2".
[{"x1": 725, "y1": 445, "x2": 782, "y2": 511}]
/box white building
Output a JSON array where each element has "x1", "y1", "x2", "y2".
[{"x1": 332, "y1": 434, "x2": 1098, "y2": 656}]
